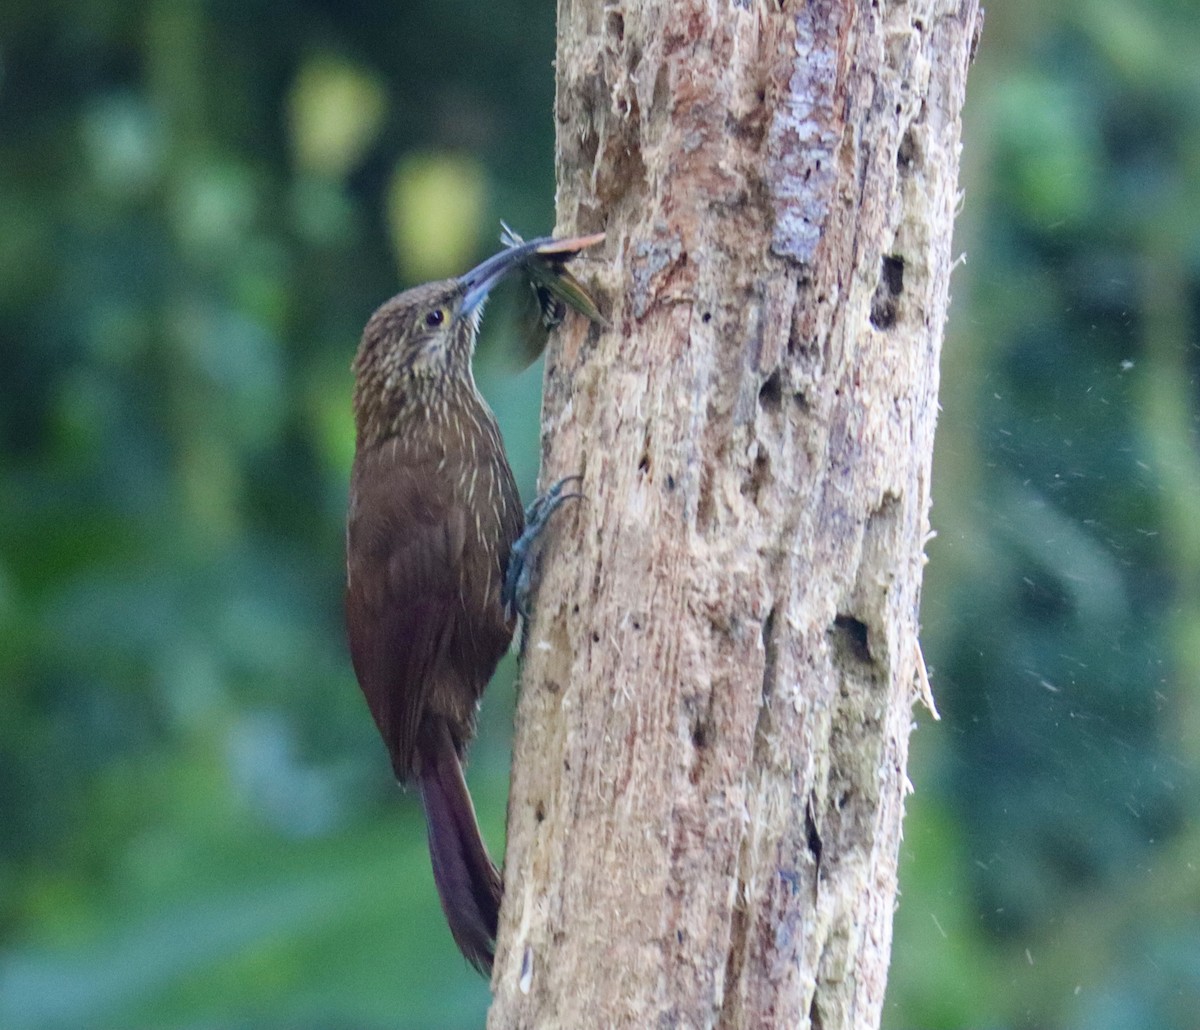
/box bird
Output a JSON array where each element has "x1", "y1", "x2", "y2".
[{"x1": 345, "y1": 230, "x2": 602, "y2": 973}]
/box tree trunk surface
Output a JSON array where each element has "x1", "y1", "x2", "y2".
[{"x1": 490, "y1": 1, "x2": 979, "y2": 1028}]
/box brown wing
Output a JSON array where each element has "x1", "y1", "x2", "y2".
[
  {"x1": 444, "y1": 440, "x2": 523, "y2": 694},
  {"x1": 345, "y1": 443, "x2": 465, "y2": 780},
  {"x1": 345, "y1": 432, "x2": 521, "y2": 780}
]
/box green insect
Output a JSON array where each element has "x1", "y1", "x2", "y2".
[{"x1": 500, "y1": 222, "x2": 607, "y2": 365}]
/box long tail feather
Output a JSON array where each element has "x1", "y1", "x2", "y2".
[{"x1": 416, "y1": 717, "x2": 503, "y2": 974}]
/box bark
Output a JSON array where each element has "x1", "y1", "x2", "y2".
[{"x1": 490, "y1": 1, "x2": 980, "y2": 1027}]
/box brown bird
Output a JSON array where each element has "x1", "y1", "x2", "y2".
[{"x1": 345, "y1": 233, "x2": 601, "y2": 973}]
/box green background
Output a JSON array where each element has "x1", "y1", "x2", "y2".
[{"x1": 1, "y1": 2, "x2": 1197, "y2": 1027}]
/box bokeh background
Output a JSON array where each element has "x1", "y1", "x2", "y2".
[{"x1": 1, "y1": 2, "x2": 1197, "y2": 1028}]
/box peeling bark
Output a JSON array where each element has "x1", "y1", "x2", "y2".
[{"x1": 490, "y1": 1, "x2": 979, "y2": 1027}]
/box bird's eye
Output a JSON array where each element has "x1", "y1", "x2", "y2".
[{"x1": 424, "y1": 308, "x2": 446, "y2": 328}]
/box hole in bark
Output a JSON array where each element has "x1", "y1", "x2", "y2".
[
  {"x1": 666, "y1": 474, "x2": 676, "y2": 491},
  {"x1": 752, "y1": 606, "x2": 779, "y2": 766},
  {"x1": 741, "y1": 447, "x2": 771, "y2": 503},
  {"x1": 691, "y1": 721, "x2": 709, "y2": 749},
  {"x1": 535, "y1": 801, "x2": 545, "y2": 823},
  {"x1": 758, "y1": 369, "x2": 783, "y2": 411},
  {"x1": 805, "y1": 800, "x2": 823, "y2": 865},
  {"x1": 638, "y1": 426, "x2": 653, "y2": 476},
  {"x1": 832, "y1": 613, "x2": 871, "y2": 663},
  {"x1": 761, "y1": 606, "x2": 778, "y2": 703},
  {"x1": 592, "y1": 630, "x2": 600, "y2": 643},
  {"x1": 869, "y1": 254, "x2": 905, "y2": 329},
  {"x1": 579, "y1": 126, "x2": 600, "y2": 169},
  {"x1": 898, "y1": 128, "x2": 921, "y2": 173},
  {"x1": 810, "y1": 996, "x2": 825, "y2": 1030},
  {"x1": 606, "y1": 10, "x2": 625, "y2": 42},
  {"x1": 651, "y1": 62, "x2": 670, "y2": 114},
  {"x1": 883, "y1": 254, "x2": 905, "y2": 293},
  {"x1": 696, "y1": 466, "x2": 715, "y2": 530},
  {"x1": 701, "y1": 311, "x2": 712, "y2": 323}
]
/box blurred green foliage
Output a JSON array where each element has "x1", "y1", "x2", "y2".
[
  {"x1": 0, "y1": 2, "x2": 554, "y2": 1026},
  {"x1": 0, "y1": 1, "x2": 1196, "y2": 1028},
  {"x1": 889, "y1": 2, "x2": 1200, "y2": 1027}
]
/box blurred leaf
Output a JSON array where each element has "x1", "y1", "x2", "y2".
[
  {"x1": 993, "y1": 71, "x2": 1100, "y2": 224},
  {"x1": 387, "y1": 150, "x2": 487, "y2": 280},
  {"x1": 169, "y1": 160, "x2": 261, "y2": 257},
  {"x1": 80, "y1": 92, "x2": 164, "y2": 200},
  {"x1": 288, "y1": 56, "x2": 388, "y2": 181}
]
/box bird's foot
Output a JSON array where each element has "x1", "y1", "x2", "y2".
[{"x1": 503, "y1": 475, "x2": 584, "y2": 621}]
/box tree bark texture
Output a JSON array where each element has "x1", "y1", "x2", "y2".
[{"x1": 490, "y1": 1, "x2": 979, "y2": 1027}]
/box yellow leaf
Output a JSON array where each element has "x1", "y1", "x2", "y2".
[
  {"x1": 288, "y1": 56, "x2": 387, "y2": 180},
  {"x1": 387, "y1": 152, "x2": 487, "y2": 281}
]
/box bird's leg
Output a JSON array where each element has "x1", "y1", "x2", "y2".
[{"x1": 503, "y1": 475, "x2": 584, "y2": 621}]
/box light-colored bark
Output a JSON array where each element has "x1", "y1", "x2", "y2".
[{"x1": 490, "y1": 1, "x2": 979, "y2": 1027}]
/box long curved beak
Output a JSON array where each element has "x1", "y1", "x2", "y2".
[
  {"x1": 459, "y1": 239, "x2": 547, "y2": 317},
  {"x1": 458, "y1": 229, "x2": 606, "y2": 318}
]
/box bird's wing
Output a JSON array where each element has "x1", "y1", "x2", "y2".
[{"x1": 345, "y1": 444, "x2": 466, "y2": 779}]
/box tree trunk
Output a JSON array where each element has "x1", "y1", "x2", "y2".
[{"x1": 490, "y1": 1, "x2": 979, "y2": 1027}]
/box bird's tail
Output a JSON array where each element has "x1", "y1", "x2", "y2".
[{"x1": 416, "y1": 716, "x2": 502, "y2": 974}]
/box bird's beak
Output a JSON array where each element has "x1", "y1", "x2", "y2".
[
  {"x1": 458, "y1": 240, "x2": 547, "y2": 318},
  {"x1": 458, "y1": 229, "x2": 606, "y2": 319}
]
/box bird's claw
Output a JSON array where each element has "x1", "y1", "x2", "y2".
[{"x1": 503, "y1": 475, "x2": 584, "y2": 621}]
